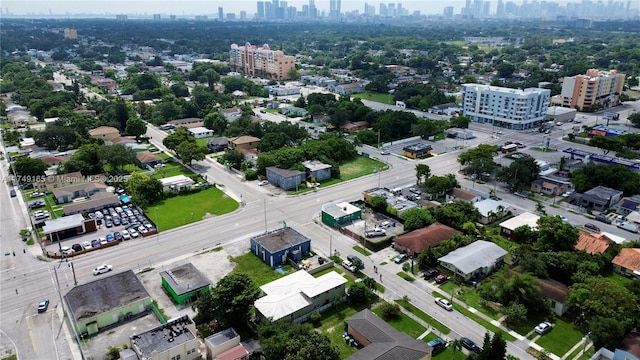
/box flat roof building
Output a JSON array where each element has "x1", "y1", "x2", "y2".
[
  {"x1": 130, "y1": 315, "x2": 200, "y2": 360},
  {"x1": 160, "y1": 263, "x2": 211, "y2": 305}
]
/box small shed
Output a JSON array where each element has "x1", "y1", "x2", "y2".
[
  {"x1": 159, "y1": 263, "x2": 211, "y2": 305},
  {"x1": 250, "y1": 226, "x2": 311, "y2": 268},
  {"x1": 205, "y1": 327, "x2": 241, "y2": 359},
  {"x1": 302, "y1": 160, "x2": 332, "y2": 182},
  {"x1": 321, "y1": 201, "x2": 362, "y2": 227}
]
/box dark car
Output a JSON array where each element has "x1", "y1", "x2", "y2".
[
  {"x1": 28, "y1": 200, "x2": 46, "y2": 209},
  {"x1": 71, "y1": 243, "x2": 83, "y2": 252},
  {"x1": 114, "y1": 232, "x2": 123, "y2": 241},
  {"x1": 435, "y1": 274, "x2": 450, "y2": 284},
  {"x1": 423, "y1": 268, "x2": 439, "y2": 280},
  {"x1": 37, "y1": 299, "x2": 50, "y2": 313},
  {"x1": 427, "y1": 338, "x2": 447, "y2": 354},
  {"x1": 91, "y1": 239, "x2": 100, "y2": 248},
  {"x1": 106, "y1": 233, "x2": 115, "y2": 242},
  {"x1": 584, "y1": 223, "x2": 601, "y2": 232},
  {"x1": 595, "y1": 214, "x2": 612, "y2": 224},
  {"x1": 460, "y1": 337, "x2": 481, "y2": 353},
  {"x1": 347, "y1": 255, "x2": 364, "y2": 269}
]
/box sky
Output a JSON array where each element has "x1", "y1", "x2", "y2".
[{"x1": 1, "y1": 0, "x2": 580, "y2": 16}]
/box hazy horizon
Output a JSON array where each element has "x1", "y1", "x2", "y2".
[{"x1": 4, "y1": 0, "x2": 629, "y2": 17}]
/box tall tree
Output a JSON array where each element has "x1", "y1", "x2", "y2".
[
  {"x1": 193, "y1": 273, "x2": 260, "y2": 328},
  {"x1": 114, "y1": 99, "x2": 129, "y2": 131},
  {"x1": 535, "y1": 216, "x2": 579, "y2": 252},
  {"x1": 125, "y1": 173, "x2": 163, "y2": 208},
  {"x1": 496, "y1": 156, "x2": 540, "y2": 192},
  {"x1": 401, "y1": 207, "x2": 435, "y2": 232},
  {"x1": 12, "y1": 157, "x2": 49, "y2": 182},
  {"x1": 98, "y1": 144, "x2": 138, "y2": 173},
  {"x1": 259, "y1": 322, "x2": 340, "y2": 360},
  {"x1": 415, "y1": 164, "x2": 431, "y2": 184},
  {"x1": 176, "y1": 141, "x2": 207, "y2": 165},
  {"x1": 163, "y1": 126, "x2": 195, "y2": 150},
  {"x1": 125, "y1": 117, "x2": 147, "y2": 138}
]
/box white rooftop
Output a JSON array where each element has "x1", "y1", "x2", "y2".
[
  {"x1": 160, "y1": 175, "x2": 194, "y2": 187},
  {"x1": 438, "y1": 240, "x2": 508, "y2": 275},
  {"x1": 474, "y1": 199, "x2": 510, "y2": 217},
  {"x1": 255, "y1": 270, "x2": 346, "y2": 321},
  {"x1": 188, "y1": 127, "x2": 213, "y2": 134},
  {"x1": 499, "y1": 212, "x2": 540, "y2": 231},
  {"x1": 601, "y1": 232, "x2": 628, "y2": 245},
  {"x1": 42, "y1": 214, "x2": 86, "y2": 234}
]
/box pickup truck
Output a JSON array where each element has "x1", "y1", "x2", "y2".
[
  {"x1": 617, "y1": 222, "x2": 639, "y2": 233},
  {"x1": 365, "y1": 228, "x2": 386, "y2": 238}
]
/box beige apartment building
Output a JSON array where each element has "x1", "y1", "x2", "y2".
[
  {"x1": 560, "y1": 69, "x2": 625, "y2": 111},
  {"x1": 230, "y1": 42, "x2": 296, "y2": 80}
]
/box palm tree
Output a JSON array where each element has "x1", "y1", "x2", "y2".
[{"x1": 450, "y1": 338, "x2": 463, "y2": 360}]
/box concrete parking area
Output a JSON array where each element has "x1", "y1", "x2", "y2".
[{"x1": 81, "y1": 312, "x2": 161, "y2": 359}]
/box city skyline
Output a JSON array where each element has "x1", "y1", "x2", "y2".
[{"x1": 3, "y1": 0, "x2": 637, "y2": 17}]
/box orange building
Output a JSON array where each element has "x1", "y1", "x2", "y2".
[
  {"x1": 560, "y1": 69, "x2": 625, "y2": 111},
  {"x1": 230, "y1": 42, "x2": 296, "y2": 80}
]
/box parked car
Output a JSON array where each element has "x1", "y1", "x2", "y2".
[
  {"x1": 91, "y1": 239, "x2": 100, "y2": 248},
  {"x1": 595, "y1": 214, "x2": 612, "y2": 224},
  {"x1": 83, "y1": 241, "x2": 92, "y2": 249},
  {"x1": 105, "y1": 220, "x2": 113, "y2": 228},
  {"x1": 28, "y1": 200, "x2": 45, "y2": 209},
  {"x1": 422, "y1": 268, "x2": 439, "y2": 280},
  {"x1": 114, "y1": 232, "x2": 123, "y2": 241},
  {"x1": 37, "y1": 299, "x2": 50, "y2": 313},
  {"x1": 99, "y1": 237, "x2": 107, "y2": 245},
  {"x1": 93, "y1": 264, "x2": 113, "y2": 276},
  {"x1": 61, "y1": 246, "x2": 73, "y2": 255},
  {"x1": 121, "y1": 230, "x2": 131, "y2": 240},
  {"x1": 534, "y1": 321, "x2": 553, "y2": 335},
  {"x1": 380, "y1": 149, "x2": 390, "y2": 155},
  {"x1": 106, "y1": 233, "x2": 115, "y2": 242},
  {"x1": 584, "y1": 223, "x2": 601, "y2": 232},
  {"x1": 427, "y1": 338, "x2": 447, "y2": 354},
  {"x1": 342, "y1": 260, "x2": 357, "y2": 272},
  {"x1": 129, "y1": 229, "x2": 140, "y2": 238},
  {"x1": 30, "y1": 192, "x2": 44, "y2": 198},
  {"x1": 258, "y1": 180, "x2": 269, "y2": 186},
  {"x1": 394, "y1": 254, "x2": 408, "y2": 264},
  {"x1": 365, "y1": 229, "x2": 386, "y2": 238},
  {"x1": 460, "y1": 337, "x2": 481, "y2": 353},
  {"x1": 435, "y1": 297, "x2": 453, "y2": 311},
  {"x1": 435, "y1": 274, "x2": 450, "y2": 284}
]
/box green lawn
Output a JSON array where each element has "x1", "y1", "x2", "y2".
[
  {"x1": 432, "y1": 291, "x2": 516, "y2": 342},
  {"x1": 439, "y1": 282, "x2": 502, "y2": 320},
  {"x1": 352, "y1": 245, "x2": 371, "y2": 257},
  {"x1": 397, "y1": 272, "x2": 416, "y2": 282},
  {"x1": 229, "y1": 252, "x2": 286, "y2": 286},
  {"x1": 340, "y1": 156, "x2": 387, "y2": 181},
  {"x1": 433, "y1": 346, "x2": 467, "y2": 360},
  {"x1": 196, "y1": 137, "x2": 215, "y2": 147},
  {"x1": 352, "y1": 92, "x2": 395, "y2": 105},
  {"x1": 395, "y1": 299, "x2": 451, "y2": 334},
  {"x1": 372, "y1": 303, "x2": 426, "y2": 339},
  {"x1": 148, "y1": 187, "x2": 238, "y2": 230},
  {"x1": 151, "y1": 162, "x2": 201, "y2": 180},
  {"x1": 535, "y1": 319, "x2": 585, "y2": 358},
  {"x1": 315, "y1": 303, "x2": 362, "y2": 359}
]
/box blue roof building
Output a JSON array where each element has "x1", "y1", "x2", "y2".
[{"x1": 250, "y1": 226, "x2": 311, "y2": 268}]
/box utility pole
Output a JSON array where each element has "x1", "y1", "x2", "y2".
[{"x1": 69, "y1": 262, "x2": 77, "y2": 285}]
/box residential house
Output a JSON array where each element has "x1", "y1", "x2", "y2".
[
  {"x1": 269, "y1": 85, "x2": 301, "y2": 96},
  {"x1": 339, "y1": 121, "x2": 369, "y2": 133},
  {"x1": 345, "y1": 309, "x2": 433, "y2": 360},
  {"x1": 160, "y1": 263, "x2": 211, "y2": 305},
  {"x1": 474, "y1": 199, "x2": 510, "y2": 224},
  {"x1": 615, "y1": 196, "x2": 640, "y2": 216},
  {"x1": 402, "y1": 143, "x2": 432, "y2": 159},
  {"x1": 35, "y1": 172, "x2": 98, "y2": 192},
  {"x1": 575, "y1": 231, "x2": 611, "y2": 254},
  {"x1": 239, "y1": 148, "x2": 259, "y2": 168},
  {"x1": 612, "y1": 248, "x2": 640, "y2": 278},
  {"x1": 208, "y1": 137, "x2": 229, "y2": 152},
  {"x1": 205, "y1": 328, "x2": 241, "y2": 360},
  {"x1": 571, "y1": 186, "x2": 623, "y2": 212},
  {"x1": 445, "y1": 188, "x2": 482, "y2": 204},
  {"x1": 265, "y1": 166, "x2": 305, "y2": 191},
  {"x1": 220, "y1": 107, "x2": 242, "y2": 122},
  {"x1": 499, "y1": 212, "x2": 540, "y2": 241},
  {"x1": 136, "y1": 151, "x2": 162, "y2": 168},
  {"x1": 52, "y1": 182, "x2": 108, "y2": 204},
  {"x1": 64, "y1": 270, "x2": 152, "y2": 335},
  {"x1": 302, "y1": 160, "x2": 331, "y2": 182},
  {"x1": 536, "y1": 278, "x2": 570, "y2": 316},
  {"x1": 428, "y1": 102, "x2": 459, "y2": 116},
  {"x1": 394, "y1": 223, "x2": 462, "y2": 257},
  {"x1": 321, "y1": 201, "x2": 362, "y2": 227},
  {"x1": 160, "y1": 175, "x2": 195, "y2": 192},
  {"x1": 589, "y1": 348, "x2": 639, "y2": 360},
  {"x1": 97, "y1": 78, "x2": 117, "y2": 90},
  {"x1": 531, "y1": 175, "x2": 573, "y2": 196},
  {"x1": 281, "y1": 106, "x2": 307, "y2": 117},
  {"x1": 332, "y1": 82, "x2": 363, "y2": 95},
  {"x1": 250, "y1": 226, "x2": 311, "y2": 268},
  {"x1": 62, "y1": 192, "x2": 121, "y2": 215},
  {"x1": 228, "y1": 136, "x2": 261, "y2": 151},
  {"x1": 232, "y1": 90, "x2": 246, "y2": 98},
  {"x1": 44, "y1": 117, "x2": 60, "y2": 126},
  {"x1": 89, "y1": 126, "x2": 120, "y2": 141},
  {"x1": 188, "y1": 126, "x2": 214, "y2": 139},
  {"x1": 254, "y1": 270, "x2": 347, "y2": 323},
  {"x1": 168, "y1": 118, "x2": 204, "y2": 129},
  {"x1": 438, "y1": 240, "x2": 508, "y2": 281},
  {"x1": 130, "y1": 315, "x2": 201, "y2": 360}
]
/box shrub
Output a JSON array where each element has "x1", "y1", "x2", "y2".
[
  {"x1": 309, "y1": 312, "x2": 322, "y2": 327},
  {"x1": 378, "y1": 302, "x2": 401, "y2": 320},
  {"x1": 245, "y1": 169, "x2": 258, "y2": 181}
]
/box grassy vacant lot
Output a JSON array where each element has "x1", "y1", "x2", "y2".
[
  {"x1": 228, "y1": 252, "x2": 287, "y2": 287},
  {"x1": 195, "y1": 137, "x2": 214, "y2": 148},
  {"x1": 535, "y1": 319, "x2": 585, "y2": 358},
  {"x1": 440, "y1": 282, "x2": 502, "y2": 320},
  {"x1": 340, "y1": 156, "x2": 386, "y2": 181},
  {"x1": 315, "y1": 303, "x2": 362, "y2": 359},
  {"x1": 372, "y1": 303, "x2": 426, "y2": 339},
  {"x1": 352, "y1": 92, "x2": 394, "y2": 104},
  {"x1": 148, "y1": 187, "x2": 238, "y2": 230},
  {"x1": 151, "y1": 162, "x2": 201, "y2": 180}
]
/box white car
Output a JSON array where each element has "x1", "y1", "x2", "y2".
[
  {"x1": 99, "y1": 237, "x2": 107, "y2": 245},
  {"x1": 121, "y1": 230, "x2": 131, "y2": 240},
  {"x1": 129, "y1": 229, "x2": 140, "y2": 238},
  {"x1": 258, "y1": 180, "x2": 269, "y2": 186},
  {"x1": 534, "y1": 321, "x2": 553, "y2": 335},
  {"x1": 93, "y1": 264, "x2": 113, "y2": 276},
  {"x1": 83, "y1": 241, "x2": 92, "y2": 249},
  {"x1": 380, "y1": 149, "x2": 390, "y2": 155},
  {"x1": 61, "y1": 246, "x2": 73, "y2": 255},
  {"x1": 435, "y1": 298, "x2": 453, "y2": 311}
]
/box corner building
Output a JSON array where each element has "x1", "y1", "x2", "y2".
[{"x1": 461, "y1": 84, "x2": 550, "y2": 130}]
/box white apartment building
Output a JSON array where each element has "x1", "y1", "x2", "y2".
[{"x1": 461, "y1": 84, "x2": 550, "y2": 130}]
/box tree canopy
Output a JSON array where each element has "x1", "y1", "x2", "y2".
[{"x1": 193, "y1": 273, "x2": 260, "y2": 329}]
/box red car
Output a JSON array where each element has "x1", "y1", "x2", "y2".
[
  {"x1": 435, "y1": 274, "x2": 450, "y2": 284},
  {"x1": 584, "y1": 223, "x2": 601, "y2": 232}
]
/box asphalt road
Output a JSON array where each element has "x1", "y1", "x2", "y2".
[{"x1": 2, "y1": 100, "x2": 639, "y2": 359}]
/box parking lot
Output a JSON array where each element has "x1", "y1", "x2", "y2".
[{"x1": 43, "y1": 204, "x2": 157, "y2": 256}]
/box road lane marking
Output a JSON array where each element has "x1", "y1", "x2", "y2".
[{"x1": 26, "y1": 315, "x2": 38, "y2": 352}]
